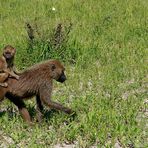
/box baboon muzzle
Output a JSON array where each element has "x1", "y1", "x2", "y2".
[
  {"x1": 57, "y1": 74, "x2": 66, "y2": 83},
  {"x1": 4, "y1": 53, "x2": 12, "y2": 59}
]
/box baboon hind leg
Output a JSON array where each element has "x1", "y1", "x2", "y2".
[{"x1": 7, "y1": 95, "x2": 32, "y2": 124}]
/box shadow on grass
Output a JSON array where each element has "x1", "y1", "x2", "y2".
[
  {"x1": 0, "y1": 105, "x2": 77, "y2": 124},
  {"x1": 0, "y1": 111, "x2": 6, "y2": 118},
  {"x1": 44, "y1": 109, "x2": 77, "y2": 122},
  {"x1": 27, "y1": 106, "x2": 77, "y2": 123},
  {"x1": 0, "y1": 107, "x2": 18, "y2": 119}
]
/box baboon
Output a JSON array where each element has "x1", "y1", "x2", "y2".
[
  {"x1": 0, "y1": 45, "x2": 19, "y2": 87},
  {"x1": 0, "y1": 60, "x2": 73, "y2": 124}
]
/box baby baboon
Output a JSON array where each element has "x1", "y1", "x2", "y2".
[
  {"x1": 0, "y1": 60, "x2": 73, "y2": 123},
  {"x1": 0, "y1": 45, "x2": 19, "y2": 87}
]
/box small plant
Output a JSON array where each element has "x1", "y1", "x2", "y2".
[
  {"x1": 25, "y1": 22, "x2": 73, "y2": 63},
  {"x1": 25, "y1": 22, "x2": 34, "y2": 53}
]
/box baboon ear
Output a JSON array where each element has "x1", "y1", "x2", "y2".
[{"x1": 51, "y1": 64, "x2": 56, "y2": 71}]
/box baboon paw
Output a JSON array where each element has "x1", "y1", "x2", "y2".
[
  {"x1": 16, "y1": 75, "x2": 20, "y2": 80},
  {"x1": 3, "y1": 83, "x2": 8, "y2": 87},
  {"x1": 65, "y1": 108, "x2": 75, "y2": 115}
]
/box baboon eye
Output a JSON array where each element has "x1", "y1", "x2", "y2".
[{"x1": 51, "y1": 64, "x2": 56, "y2": 71}]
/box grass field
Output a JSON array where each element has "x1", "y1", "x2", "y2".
[{"x1": 0, "y1": 0, "x2": 147, "y2": 147}]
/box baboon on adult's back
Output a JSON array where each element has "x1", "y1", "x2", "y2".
[
  {"x1": 0, "y1": 45, "x2": 19, "y2": 87},
  {"x1": 0, "y1": 59, "x2": 73, "y2": 124}
]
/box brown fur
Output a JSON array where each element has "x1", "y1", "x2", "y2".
[
  {"x1": 0, "y1": 60, "x2": 73, "y2": 124},
  {"x1": 0, "y1": 45, "x2": 19, "y2": 87}
]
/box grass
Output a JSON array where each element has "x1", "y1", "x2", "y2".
[{"x1": 0, "y1": 0, "x2": 147, "y2": 147}]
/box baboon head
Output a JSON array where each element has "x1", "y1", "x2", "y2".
[
  {"x1": 3, "y1": 45, "x2": 16, "y2": 60},
  {"x1": 50, "y1": 60, "x2": 67, "y2": 83}
]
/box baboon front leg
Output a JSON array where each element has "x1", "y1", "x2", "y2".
[
  {"x1": 7, "y1": 96, "x2": 32, "y2": 124},
  {"x1": 36, "y1": 95, "x2": 44, "y2": 122},
  {"x1": 3, "y1": 69, "x2": 19, "y2": 80},
  {"x1": 40, "y1": 88, "x2": 73, "y2": 114},
  {"x1": 40, "y1": 85, "x2": 73, "y2": 114},
  {"x1": 47, "y1": 100, "x2": 73, "y2": 114},
  {"x1": 0, "y1": 82, "x2": 8, "y2": 87}
]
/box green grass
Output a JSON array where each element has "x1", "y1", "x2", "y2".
[{"x1": 0, "y1": 0, "x2": 147, "y2": 147}]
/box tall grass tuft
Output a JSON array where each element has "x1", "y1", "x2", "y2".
[{"x1": 24, "y1": 22, "x2": 73, "y2": 64}]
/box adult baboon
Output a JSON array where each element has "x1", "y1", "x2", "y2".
[{"x1": 0, "y1": 60, "x2": 73, "y2": 124}]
